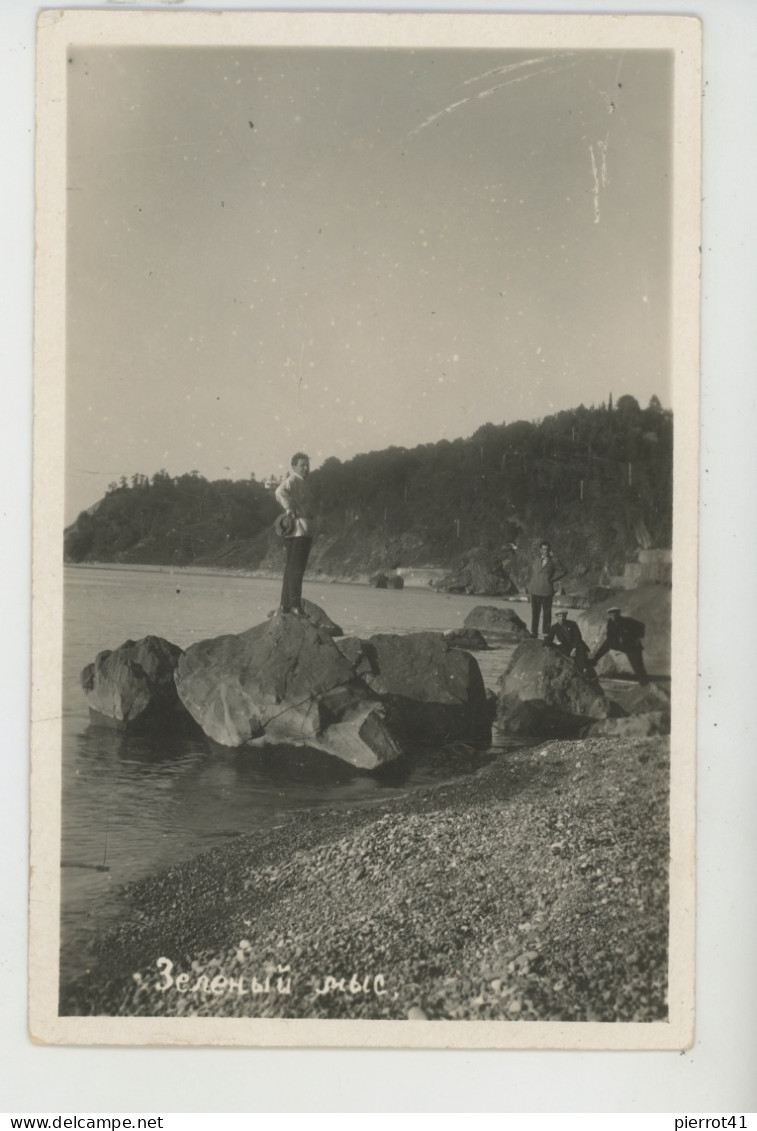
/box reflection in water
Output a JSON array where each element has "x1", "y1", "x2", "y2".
[{"x1": 60, "y1": 567, "x2": 525, "y2": 983}]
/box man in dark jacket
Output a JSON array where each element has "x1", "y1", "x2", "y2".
[
  {"x1": 545, "y1": 610, "x2": 593, "y2": 676},
  {"x1": 589, "y1": 607, "x2": 648, "y2": 684},
  {"x1": 528, "y1": 540, "x2": 566, "y2": 637}
]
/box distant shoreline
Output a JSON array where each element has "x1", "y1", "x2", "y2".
[{"x1": 63, "y1": 560, "x2": 479, "y2": 593}]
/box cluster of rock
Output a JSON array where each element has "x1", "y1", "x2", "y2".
[
  {"x1": 493, "y1": 637, "x2": 669, "y2": 739},
  {"x1": 369, "y1": 571, "x2": 405, "y2": 590},
  {"x1": 80, "y1": 605, "x2": 491, "y2": 770},
  {"x1": 434, "y1": 548, "x2": 519, "y2": 598},
  {"x1": 458, "y1": 596, "x2": 671, "y2": 740},
  {"x1": 80, "y1": 587, "x2": 671, "y2": 770}
]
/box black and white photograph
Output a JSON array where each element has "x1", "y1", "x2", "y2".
[{"x1": 30, "y1": 9, "x2": 701, "y2": 1049}]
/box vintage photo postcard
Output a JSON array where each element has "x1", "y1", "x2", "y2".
[{"x1": 31, "y1": 9, "x2": 701, "y2": 1048}]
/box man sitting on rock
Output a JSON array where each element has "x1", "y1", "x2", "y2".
[
  {"x1": 589, "y1": 607, "x2": 649, "y2": 685},
  {"x1": 544, "y1": 609, "x2": 593, "y2": 677},
  {"x1": 275, "y1": 452, "x2": 315, "y2": 616}
]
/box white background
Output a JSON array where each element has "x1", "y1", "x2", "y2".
[{"x1": 3, "y1": 0, "x2": 756, "y2": 1115}]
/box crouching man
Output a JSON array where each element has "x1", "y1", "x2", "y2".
[{"x1": 589, "y1": 606, "x2": 648, "y2": 685}]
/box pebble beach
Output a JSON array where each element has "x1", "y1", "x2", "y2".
[{"x1": 62, "y1": 732, "x2": 670, "y2": 1023}]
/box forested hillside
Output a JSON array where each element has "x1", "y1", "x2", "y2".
[{"x1": 64, "y1": 395, "x2": 672, "y2": 589}]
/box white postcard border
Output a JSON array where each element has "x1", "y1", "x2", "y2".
[{"x1": 30, "y1": 8, "x2": 702, "y2": 1051}]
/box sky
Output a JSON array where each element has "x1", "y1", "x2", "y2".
[{"x1": 65, "y1": 45, "x2": 672, "y2": 522}]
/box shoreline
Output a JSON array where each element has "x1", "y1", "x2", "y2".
[
  {"x1": 62, "y1": 733, "x2": 670, "y2": 1023},
  {"x1": 64, "y1": 559, "x2": 439, "y2": 589},
  {"x1": 64, "y1": 560, "x2": 541, "y2": 602}
]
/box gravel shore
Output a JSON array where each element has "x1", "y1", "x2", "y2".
[{"x1": 62, "y1": 734, "x2": 669, "y2": 1022}]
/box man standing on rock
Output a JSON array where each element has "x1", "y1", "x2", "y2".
[
  {"x1": 589, "y1": 607, "x2": 649, "y2": 685},
  {"x1": 544, "y1": 610, "x2": 593, "y2": 677},
  {"x1": 528, "y1": 540, "x2": 566, "y2": 638},
  {"x1": 275, "y1": 452, "x2": 314, "y2": 616}
]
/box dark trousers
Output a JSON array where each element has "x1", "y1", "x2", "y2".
[
  {"x1": 624, "y1": 646, "x2": 648, "y2": 684},
  {"x1": 531, "y1": 594, "x2": 553, "y2": 636},
  {"x1": 280, "y1": 536, "x2": 312, "y2": 610}
]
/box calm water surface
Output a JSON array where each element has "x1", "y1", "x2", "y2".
[{"x1": 61, "y1": 566, "x2": 526, "y2": 982}]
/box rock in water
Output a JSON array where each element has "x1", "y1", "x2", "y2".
[
  {"x1": 462, "y1": 606, "x2": 531, "y2": 643},
  {"x1": 80, "y1": 636, "x2": 188, "y2": 730},
  {"x1": 174, "y1": 614, "x2": 402, "y2": 769},
  {"x1": 357, "y1": 631, "x2": 492, "y2": 743},
  {"x1": 443, "y1": 627, "x2": 489, "y2": 651},
  {"x1": 497, "y1": 638, "x2": 614, "y2": 737}
]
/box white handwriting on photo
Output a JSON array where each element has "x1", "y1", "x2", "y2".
[{"x1": 148, "y1": 956, "x2": 387, "y2": 999}]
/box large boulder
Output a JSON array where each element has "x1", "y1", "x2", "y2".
[
  {"x1": 463, "y1": 605, "x2": 531, "y2": 643},
  {"x1": 338, "y1": 631, "x2": 491, "y2": 744},
  {"x1": 576, "y1": 585, "x2": 671, "y2": 678},
  {"x1": 498, "y1": 700, "x2": 591, "y2": 738},
  {"x1": 174, "y1": 614, "x2": 401, "y2": 770},
  {"x1": 80, "y1": 636, "x2": 190, "y2": 730},
  {"x1": 497, "y1": 638, "x2": 615, "y2": 737}
]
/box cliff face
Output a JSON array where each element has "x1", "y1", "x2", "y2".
[{"x1": 65, "y1": 400, "x2": 672, "y2": 588}]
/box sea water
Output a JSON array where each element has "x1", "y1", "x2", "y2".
[{"x1": 60, "y1": 565, "x2": 526, "y2": 984}]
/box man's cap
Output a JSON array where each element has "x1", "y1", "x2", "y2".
[
  {"x1": 555, "y1": 610, "x2": 568, "y2": 618},
  {"x1": 274, "y1": 512, "x2": 297, "y2": 537},
  {"x1": 607, "y1": 606, "x2": 621, "y2": 613}
]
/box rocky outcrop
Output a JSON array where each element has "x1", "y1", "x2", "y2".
[
  {"x1": 370, "y1": 572, "x2": 404, "y2": 590},
  {"x1": 463, "y1": 606, "x2": 531, "y2": 643},
  {"x1": 576, "y1": 586, "x2": 671, "y2": 678},
  {"x1": 497, "y1": 638, "x2": 615, "y2": 737},
  {"x1": 435, "y1": 548, "x2": 519, "y2": 597},
  {"x1": 81, "y1": 616, "x2": 494, "y2": 766},
  {"x1": 80, "y1": 636, "x2": 190, "y2": 731},
  {"x1": 337, "y1": 632, "x2": 491, "y2": 744},
  {"x1": 174, "y1": 615, "x2": 401, "y2": 770}
]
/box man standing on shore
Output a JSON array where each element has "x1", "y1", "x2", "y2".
[
  {"x1": 528, "y1": 540, "x2": 566, "y2": 638},
  {"x1": 275, "y1": 452, "x2": 314, "y2": 616},
  {"x1": 589, "y1": 606, "x2": 649, "y2": 684}
]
